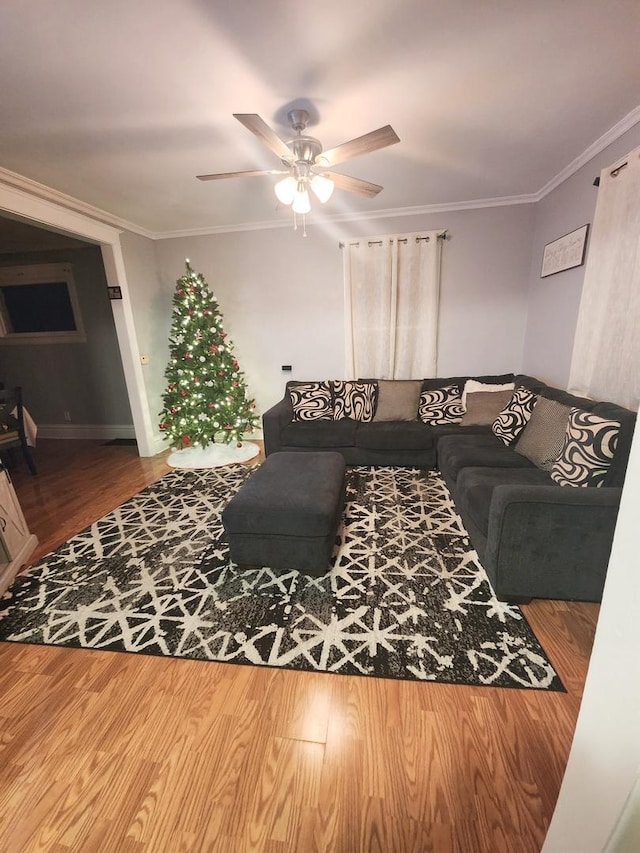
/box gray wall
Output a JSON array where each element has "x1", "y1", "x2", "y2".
[
  {"x1": 115, "y1": 122, "x2": 640, "y2": 447},
  {"x1": 522, "y1": 122, "x2": 640, "y2": 388},
  {"x1": 0, "y1": 245, "x2": 132, "y2": 427},
  {"x1": 146, "y1": 203, "x2": 534, "y2": 433}
]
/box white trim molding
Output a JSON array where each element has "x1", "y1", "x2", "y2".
[
  {"x1": 0, "y1": 167, "x2": 153, "y2": 239},
  {"x1": 153, "y1": 194, "x2": 538, "y2": 240},
  {"x1": 536, "y1": 105, "x2": 640, "y2": 201},
  {"x1": 37, "y1": 423, "x2": 137, "y2": 440},
  {"x1": 2, "y1": 106, "x2": 639, "y2": 241}
]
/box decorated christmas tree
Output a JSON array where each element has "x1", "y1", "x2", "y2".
[{"x1": 159, "y1": 261, "x2": 259, "y2": 451}]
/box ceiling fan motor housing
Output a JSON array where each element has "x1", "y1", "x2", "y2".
[
  {"x1": 284, "y1": 110, "x2": 324, "y2": 172},
  {"x1": 287, "y1": 136, "x2": 323, "y2": 171}
]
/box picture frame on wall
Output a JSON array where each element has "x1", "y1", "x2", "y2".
[{"x1": 540, "y1": 224, "x2": 590, "y2": 278}]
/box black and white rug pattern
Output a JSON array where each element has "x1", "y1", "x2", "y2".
[{"x1": 0, "y1": 466, "x2": 563, "y2": 691}]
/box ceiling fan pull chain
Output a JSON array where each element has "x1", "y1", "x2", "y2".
[
  {"x1": 293, "y1": 211, "x2": 298, "y2": 231},
  {"x1": 303, "y1": 214, "x2": 307, "y2": 237}
]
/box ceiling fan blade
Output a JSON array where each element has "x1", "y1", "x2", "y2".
[
  {"x1": 233, "y1": 114, "x2": 293, "y2": 163},
  {"x1": 196, "y1": 169, "x2": 288, "y2": 181},
  {"x1": 319, "y1": 125, "x2": 400, "y2": 167},
  {"x1": 322, "y1": 170, "x2": 383, "y2": 198}
]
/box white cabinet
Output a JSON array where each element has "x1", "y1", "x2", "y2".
[{"x1": 0, "y1": 466, "x2": 38, "y2": 595}]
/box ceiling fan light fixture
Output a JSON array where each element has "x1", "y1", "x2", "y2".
[
  {"x1": 310, "y1": 173, "x2": 334, "y2": 203},
  {"x1": 292, "y1": 186, "x2": 311, "y2": 215},
  {"x1": 274, "y1": 175, "x2": 297, "y2": 205}
]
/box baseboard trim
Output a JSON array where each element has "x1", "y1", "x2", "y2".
[
  {"x1": 36, "y1": 425, "x2": 263, "y2": 451},
  {"x1": 37, "y1": 423, "x2": 136, "y2": 440}
]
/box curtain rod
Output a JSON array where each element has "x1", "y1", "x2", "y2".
[
  {"x1": 593, "y1": 160, "x2": 628, "y2": 187},
  {"x1": 339, "y1": 230, "x2": 447, "y2": 248}
]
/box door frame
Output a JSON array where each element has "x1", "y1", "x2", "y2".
[{"x1": 0, "y1": 178, "x2": 156, "y2": 456}]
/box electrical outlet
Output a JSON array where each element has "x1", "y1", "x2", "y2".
[{"x1": 64, "y1": 411, "x2": 71, "y2": 422}]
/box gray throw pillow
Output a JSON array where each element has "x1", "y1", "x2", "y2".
[
  {"x1": 514, "y1": 397, "x2": 572, "y2": 470},
  {"x1": 460, "y1": 390, "x2": 514, "y2": 426},
  {"x1": 373, "y1": 380, "x2": 423, "y2": 422}
]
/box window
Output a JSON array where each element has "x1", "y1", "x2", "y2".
[{"x1": 0, "y1": 263, "x2": 86, "y2": 344}]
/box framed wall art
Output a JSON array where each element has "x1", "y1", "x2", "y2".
[{"x1": 540, "y1": 224, "x2": 590, "y2": 278}]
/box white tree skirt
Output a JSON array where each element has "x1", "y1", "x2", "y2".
[{"x1": 167, "y1": 441, "x2": 260, "y2": 469}]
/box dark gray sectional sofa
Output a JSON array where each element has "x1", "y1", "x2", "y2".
[{"x1": 262, "y1": 374, "x2": 636, "y2": 603}]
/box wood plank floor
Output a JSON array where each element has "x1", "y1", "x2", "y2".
[{"x1": 0, "y1": 440, "x2": 599, "y2": 852}]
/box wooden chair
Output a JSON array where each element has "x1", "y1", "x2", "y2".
[{"x1": 0, "y1": 386, "x2": 37, "y2": 475}]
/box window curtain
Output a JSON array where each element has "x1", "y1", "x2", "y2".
[
  {"x1": 569, "y1": 145, "x2": 640, "y2": 410},
  {"x1": 343, "y1": 231, "x2": 443, "y2": 379}
]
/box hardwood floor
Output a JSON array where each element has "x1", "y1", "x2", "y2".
[{"x1": 0, "y1": 441, "x2": 599, "y2": 852}]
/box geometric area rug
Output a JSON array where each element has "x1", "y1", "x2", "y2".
[{"x1": 0, "y1": 466, "x2": 563, "y2": 692}]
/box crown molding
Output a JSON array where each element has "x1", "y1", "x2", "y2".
[
  {"x1": 0, "y1": 167, "x2": 154, "y2": 239},
  {"x1": 2, "y1": 105, "x2": 639, "y2": 240},
  {"x1": 153, "y1": 193, "x2": 538, "y2": 240},
  {"x1": 535, "y1": 105, "x2": 640, "y2": 201}
]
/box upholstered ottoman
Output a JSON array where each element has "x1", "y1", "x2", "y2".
[{"x1": 222, "y1": 451, "x2": 346, "y2": 575}]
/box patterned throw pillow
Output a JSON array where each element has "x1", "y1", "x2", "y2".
[
  {"x1": 492, "y1": 387, "x2": 538, "y2": 446},
  {"x1": 332, "y1": 381, "x2": 377, "y2": 421},
  {"x1": 550, "y1": 408, "x2": 620, "y2": 487},
  {"x1": 514, "y1": 397, "x2": 572, "y2": 471},
  {"x1": 288, "y1": 382, "x2": 333, "y2": 421},
  {"x1": 418, "y1": 385, "x2": 464, "y2": 425}
]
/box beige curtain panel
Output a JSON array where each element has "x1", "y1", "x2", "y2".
[
  {"x1": 569, "y1": 145, "x2": 640, "y2": 411},
  {"x1": 343, "y1": 231, "x2": 443, "y2": 379}
]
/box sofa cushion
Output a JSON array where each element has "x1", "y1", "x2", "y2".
[
  {"x1": 418, "y1": 384, "x2": 464, "y2": 424},
  {"x1": 281, "y1": 418, "x2": 357, "y2": 448},
  {"x1": 514, "y1": 397, "x2": 572, "y2": 470},
  {"x1": 491, "y1": 387, "x2": 539, "y2": 445},
  {"x1": 455, "y1": 466, "x2": 553, "y2": 535},
  {"x1": 333, "y1": 381, "x2": 377, "y2": 422},
  {"x1": 550, "y1": 408, "x2": 620, "y2": 488},
  {"x1": 461, "y1": 390, "x2": 514, "y2": 426},
  {"x1": 373, "y1": 380, "x2": 423, "y2": 422},
  {"x1": 430, "y1": 423, "x2": 494, "y2": 439},
  {"x1": 356, "y1": 421, "x2": 435, "y2": 451},
  {"x1": 289, "y1": 381, "x2": 333, "y2": 421},
  {"x1": 438, "y1": 434, "x2": 536, "y2": 482}
]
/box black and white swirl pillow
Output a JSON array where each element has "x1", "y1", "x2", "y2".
[
  {"x1": 332, "y1": 381, "x2": 377, "y2": 421},
  {"x1": 550, "y1": 408, "x2": 620, "y2": 487},
  {"x1": 491, "y1": 387, "x2": 538, "y2": 446},
  {"x1": 288, "y1": 382, "x2": 333, "y2": 421},
  {"x1": 418, "y1": 385, "x2": 464, "y2": 425}
]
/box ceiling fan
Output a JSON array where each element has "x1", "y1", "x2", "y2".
[{"x1": 197, "y1": 110, "x2": 400, "y2": 231}]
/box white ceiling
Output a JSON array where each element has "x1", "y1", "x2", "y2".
[{"x1": 1, "y1": 0, "x2": 639, "y2": 235}]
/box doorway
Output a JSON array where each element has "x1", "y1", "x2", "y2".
[{"x1": 0, "y1": 183, "x2": 155, "y2": 456}]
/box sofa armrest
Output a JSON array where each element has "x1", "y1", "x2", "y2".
[
  {"x1": 262, "y1": 396, "x2": 294, "y2": 456},
  {"x1": 485, "y1": 484, "x2": 622, "y2": 602}
]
